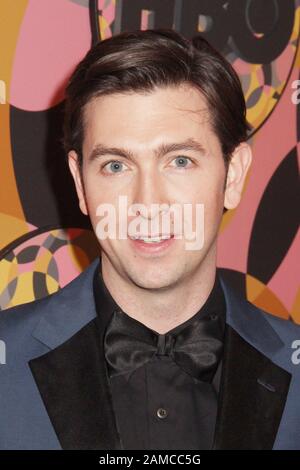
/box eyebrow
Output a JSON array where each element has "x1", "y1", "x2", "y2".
[{"x1": 87, "y1": 138, "x2": 207, "y2": 163}]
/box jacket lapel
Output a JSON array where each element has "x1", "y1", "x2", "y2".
[
  {"x1": 28, "y1": 258, "x2": 123, "y2": 450},
  {"x1": 29, "y1": 316, "x2": 122, "y2": 450},
  {"x1": 214, "y1": 275, "x2": 292, "y2": 449},
  {"x1": 213, "y1": 325, "x2": 291, "y2": 449}
]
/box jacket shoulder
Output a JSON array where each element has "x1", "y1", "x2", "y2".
[
  {"x1": 0, "y1": 259, "x2": 98, "y2": 352},
  {"x1": 259, "y1": 306, "x2": 300, "y2": 344},
  {"x1": 257, "y1": 306, "x2": 300, "y2": 373},
  {"x1": 0, "y1": 295, "x2": 54, "y2": 343}
]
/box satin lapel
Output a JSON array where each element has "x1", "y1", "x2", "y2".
[
  {"x1": 213, "y1": 325, "x2": 291, "y2": 450},
  {"x1": 29, "y1": 316, "x2": 122, "y2": 450},
  {"x1": 28, "y1": 258, "x2": 123, "y2": 450}
]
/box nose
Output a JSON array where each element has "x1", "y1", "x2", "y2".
[{"x1": 132, "y1": 168, "x2": 169, "y2": 220}]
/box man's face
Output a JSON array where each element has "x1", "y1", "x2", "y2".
[{"x1": 69, "y1": 84, "x2": 248, "y2": 289}]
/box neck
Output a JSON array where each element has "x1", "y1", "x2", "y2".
[{"x1": 100, "y1": 250, "x2": 217, "y2": 335}]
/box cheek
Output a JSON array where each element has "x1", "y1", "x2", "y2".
[
  {"x1": 190, "y1": 172, "x2": 224, "y2": 206},
  {"x1": 83, "y1": 166, "x2": 133, "y2": 201},
  {"x1": 84, "y1": 187, "x2": 100, "y2": 215},
  {"x1": 83, "y1": 172, "x2": 111, "y2": 205},
  {"x1": 195, "y1": 174, "x2": 225, "y2": 229}
]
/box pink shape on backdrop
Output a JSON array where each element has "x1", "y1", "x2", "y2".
[
  {"x1": 54, "y1": 245, "x2": 81, "y2": 287},
  {"x1": 233, "y1": 58, "x2": 252, "y2": 76},
  {"x1": 10, "y1": 0, "x2": 91, "y2": 111},
  {"x1": 276, "y1": 44, "x2": 295, "y2": 83},
  {"x1": 217, "y1": 65, "x2": 298, "y2": 277}
]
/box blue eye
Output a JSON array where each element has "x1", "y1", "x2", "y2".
[
  {"x1": 105, "y1": 161, "x2": 124, "y2": 173},
  {"x1": 173, "y1": 156, "x2": 191, "y2": 168}
]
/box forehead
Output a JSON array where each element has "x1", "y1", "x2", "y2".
[{"x1": 82, "y1": 84, "x2": 218, "y2": 153}]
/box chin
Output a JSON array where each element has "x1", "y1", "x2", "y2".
[{"x1": 127, "y1": 269, "x2": 179, "y2": 291}]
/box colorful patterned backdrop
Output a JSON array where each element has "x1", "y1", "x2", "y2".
[{"x1": 0, "y1": 0, "x2": 299, "y2": 323}]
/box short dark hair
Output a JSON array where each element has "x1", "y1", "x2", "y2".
[{"x1": 63, "y1": 28, "x2": 251, "y2": 168}]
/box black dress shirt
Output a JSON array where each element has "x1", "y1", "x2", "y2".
[{"x1": 93, "y1": 262, "x2": 226, "y2": 450}]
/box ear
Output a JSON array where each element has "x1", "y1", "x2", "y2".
[
  {"x1": 224, "y1": 143, "x2": 252, "y2": 210},
  {"x1": 68, "y1": 150, "x2": 88, "y2": 216}
]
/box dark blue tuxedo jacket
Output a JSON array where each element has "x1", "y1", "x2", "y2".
[{"x1": 0, "y1": 257, "x2": 299, "y2": 449}]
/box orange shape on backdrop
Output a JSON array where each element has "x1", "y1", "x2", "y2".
[{"x1": 246, "y1": 274, "x2": 290, "y2": 320}]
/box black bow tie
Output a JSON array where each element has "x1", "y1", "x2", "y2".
[{"x1": 104, "y1": 305, "x2": 225, "y2": 383}]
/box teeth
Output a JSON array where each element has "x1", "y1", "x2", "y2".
[{"x1": 131, "y1": 236, "x2": 171, "y2": 243}]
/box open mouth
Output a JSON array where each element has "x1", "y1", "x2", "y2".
[{"x1": 129, "y1": 234, "x2": 175, "y2": 253}]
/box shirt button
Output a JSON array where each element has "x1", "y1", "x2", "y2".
[
  {"x1": 210, "y1": 312, "x2": 218, "y2": 320},
  {"x1": 157, "y1": 407, "x2": 168, "y2": 419}
]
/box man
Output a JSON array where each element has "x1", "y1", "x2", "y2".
[{"x1": 0, "y1": 29, "x2": 299, "y2": 450}]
